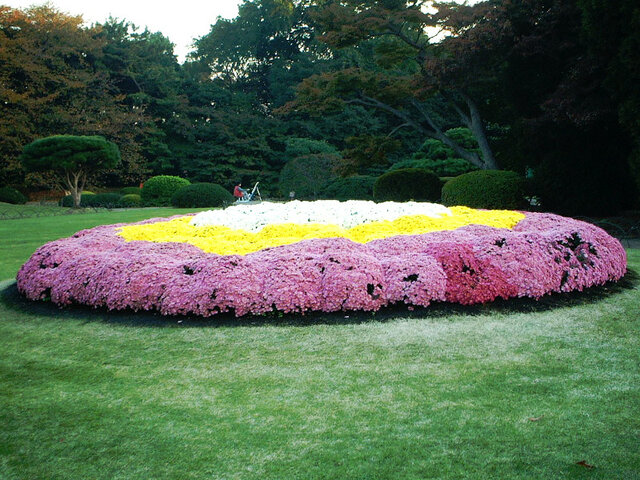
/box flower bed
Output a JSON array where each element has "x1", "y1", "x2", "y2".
[{"x1": 16, "y1": 201, "x2": 627, "y2": 317}]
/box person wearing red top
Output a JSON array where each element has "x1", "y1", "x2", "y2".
[{"x1": 233, "y1": 183, "x2": 246, "y2": 199}]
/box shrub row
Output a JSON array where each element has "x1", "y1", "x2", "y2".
[
  {"x1": 171, "y1": 183, "x2": 233, "y2": 208},
  {"x1": 0, "y1": 186, "x2": 28, "y2": 205},
  {"x1": 314, "y1": 169, "x2": 527, "y2": 210}
]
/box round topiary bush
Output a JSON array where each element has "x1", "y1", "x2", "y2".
[
  {"x1": 321, "y1": 175, "x2": 376, "y2": 201},
  {"x1": 141, "y1": 175, "x2": 190, "y2": 206},
  {"x1": 120, "y1": 186, "x2": 142, "y2": 196},
  {"x1": 0, "y1": 186, "x2": 27, "y2": 205},
  {"x1": 118, "y1": 194, "x2": 142, "y2": 208},
  {"x1": 441, "y1": 170, "x2": 526, "y2": 209},
  {"x1": 171, "y1": 183, "x2": 233, "y2": 208},
  {"x1": 373, "y1": 168, "x2": 442, "y2": 202}
]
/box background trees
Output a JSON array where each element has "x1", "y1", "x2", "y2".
[{"x1": 1, "y1": 0, "x2": 638, "y2": 214}]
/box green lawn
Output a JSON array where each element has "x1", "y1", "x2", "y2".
[
  {"x1": 0, "y1": 206, "x2": 209, "y2": 280},
  {"x1": 1, "y1": 207, "x2": 639, "y2": 479}
]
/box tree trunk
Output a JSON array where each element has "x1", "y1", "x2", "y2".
[
  {"x1": 64, "y1": 170, "x2": 84, "y2": 208},
  {"x1": 463, "y1": 94, "x2": 498, "y2": 169}
]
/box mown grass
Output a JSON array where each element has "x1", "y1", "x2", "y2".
[
  {"x1": 0, "y1": 207, "x2": 639, "y2": 479},
  {"x1": 0, "y1": 206, "x2": 209, "y2": 280}
]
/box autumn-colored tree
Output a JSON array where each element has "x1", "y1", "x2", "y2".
[
  {"x1": 20, "y1": 135, "x2": 121, "y2": 207},
  {"x1": 0, "y1": 6, "x2": 150, "y2": 188}
]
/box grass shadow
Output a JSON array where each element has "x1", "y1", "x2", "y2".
[{"x1": 1, "y1": 268, "x2": 638, "y2": 329}]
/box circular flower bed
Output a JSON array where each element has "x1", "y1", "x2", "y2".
[{"x1": 17, "y1": 200, "x2": 627, "y2": 317}]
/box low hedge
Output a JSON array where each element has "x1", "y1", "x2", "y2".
[
  {"x1": 171, "y1": 183, "x2": 233, "y2": 208},
  {"x1": 441, "y1": 170, "x2": 527, "y2": 209},
  {"x1": 141, "y1": 175, "x2": 190, "y2": 206},
  {"x1": 321, "y1": 175, "x2": 376, "y2": 201},
  {"x1": 59, "y1": 192, "x2": 96, "y2": 207},
  {"x1": 120, "y1": 186, "x2": 142, "y2": 196},
  {"x1": 373, "y1": 168, "x2": 442, "y2": 202},
  {"x1": 118, "y1": 193, "x2": 142, "y2": 208},
  {"x1": 80, "y1": 193, "x2": 122, "y2": 208},
  {"x1": 0, "y1": 186, "x2": 27, "y2": 205}
]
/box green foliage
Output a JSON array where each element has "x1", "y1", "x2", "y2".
[
  {"x1": 0, "y1": 187, "x2": 27, "y2": 205},
  {"x1": 118, "y1": 194, "x2": 142, "y2": 208},
  {"x1": 279, "y1": 154, "x2": 339, "y2": 199},
  {"x1": 141, "y1": 175, "x2": 190, "y2": 206},
  {"x1": 171, "y1": 183, "x2": 233, "y2": 208},
  {"x1": 373, "y1": 168, "x2": 442, "y2": 202},
  {"x1": 60, "y1": 193, "x2": 92, "y2": 207},
  {"x1": 340, "y1": 135, "x2": 402, "y2": 176},
  {"x1": 389, "y1": 158, "x2": 477, "y2": 177},
  {"x1": 20, "y1": 135, "x2": 121, "y2": 208},
  {"x1": 81, "y1": 193, "x2": 122, "y2": 208},
  {"x1": 120, "y1": 187, "x2": 142, "y2": 196},
  {"x1": 442, "y1": 170, "x2": 526, "y2": 209},
  {"x1": 60, "y1": 193, "x2": 122, "y2": 208},
  {"x1": 321, "y1": 175, "x2": 376, "y2": 201},
  {"x1": 389, "y1": 128, "x2": 479, "y2": 177},
  {"x1": 284, "y1": 137, "x2": 338, "y2": 161},
  {"x1": 20, "y1": 136, "x2": 121, "y2": 174}
]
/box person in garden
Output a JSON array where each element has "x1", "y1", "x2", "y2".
[{"x1": 233, "y1": 183, "x2": 247, "y2": 200}]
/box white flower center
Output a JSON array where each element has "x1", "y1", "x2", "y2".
[{"x1": 190, "y1": 200, "x2": 452, "y2": 232}]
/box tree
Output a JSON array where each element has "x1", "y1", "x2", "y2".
[
  {"x1": 279, "y1": 153, "x2": 339, "y2": 199},
  {"x1": 21, "y1": 136, "x2": 121, "y2": 207},
  {"x1": 577, "y1": 0, "x2": 640, "y2": 194},
  {"x1": 0, "y1": 6, "x2": 152, "y2": 188},
  {"x1": 281, "y1": 0, "x2": 501, "y2": 170},
  {"x1": 470, "y1": 0, "x2": 638, "y2": 214}
]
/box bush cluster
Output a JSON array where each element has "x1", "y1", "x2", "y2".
[
  {"x1": 120, "y1": 186, "x2": 142, "y2": 196},
  {"x1": 60, "y1": 192, "x2": 94, "y2": 207},
  {"x1": 321, "y1": 175, "x2": 376, "y2": 201},
  {"x1": 81, "y1": 193, "x2": 121, "y2": 208},
  {"x1": 60, "y1": 192, "x2": 122, "y2": 208},
  {"x1": 118, "y1": 194, "x2": 142, "y2": 208},
  {"x1": 373, "y1": 168, "x2": 442, "y2": 202},
  {"x1": 141, "y1": 175, "x2": 190, "y2": 206},
  {"x1": 441, "y1": 170, "x2": 526, "y2": 209},
  {"x1": 0, "y1": 186, "x2": 28, "y2": 204},
  {"x1": 171, "y1": 183, "x2": 233, "y2": 208}
]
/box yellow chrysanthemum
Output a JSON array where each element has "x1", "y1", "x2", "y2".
[{"x1": 117, "y1": 206, "x2": 525, "y2": 256}]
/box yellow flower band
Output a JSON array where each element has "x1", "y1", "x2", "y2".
[{"x1": 117, "y1": 206, "x2": 525, "y2": 256}]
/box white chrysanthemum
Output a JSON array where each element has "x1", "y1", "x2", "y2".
[{"x1": 190, "y1": 200, "x2": 452, "y2": 232}]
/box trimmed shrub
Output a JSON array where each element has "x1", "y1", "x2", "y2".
[
  {"x1": 120, "y1": 186, "x2": 142, "y2": 196},
  {"x1": 388, "y1": 157, "x2": 478, "y2": 177},
  {"x1": 171, "y1": 183, "x2": 233, "y2": 208},
  {"x1": 80, "y1": 193, "x2": 122, "y2": 208},
  {"x1": 141, "y1": 175, "x2": 190, "y2": 206},
  {"x1": 118, "y1": 194, "x2": 142, "y2": 208},
  {"x1": 321, "y1": 175, "x2": 376, "y2": 201},
  {"x1": 442, "y1": 170, "x2": 527, "y2": 209},
  {"x1": 0, "y1": 186, "x2": 27, "y2": 204},
  {"x1": 59, "y1": 191, "x2": 95, "y2": 207},
  {"x1": 373, "y1": 168, "x2": 442, "y2": 202}
]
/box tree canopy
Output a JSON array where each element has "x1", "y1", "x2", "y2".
[
  {"x1": 1, "y1": 0, "x2": 638, "y2": 214},
  {"x1": 20, "y1": 135, "x2": 121, "y2": 207}
]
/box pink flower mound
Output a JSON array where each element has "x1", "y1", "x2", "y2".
[{"x1": 16, "y1": 212, "x2": 627, "y2": 317}]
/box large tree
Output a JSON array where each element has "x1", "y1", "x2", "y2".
[
  {"x1": 21, "y1": 135, "x2": 121, "y2": 207},
  {"x1": 281, "y1": 0, "x2": 502, "y2": 170},
  {"x1": 0, "y1": 6, "x2": 150, "y2": 188}
]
